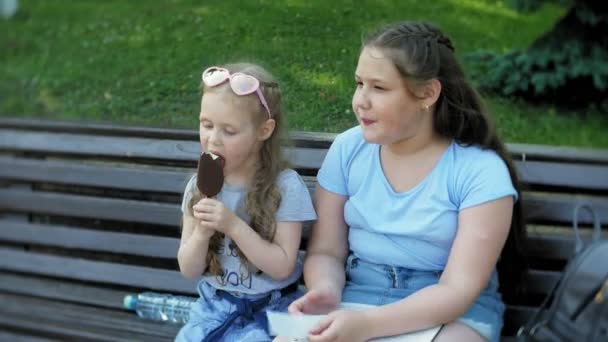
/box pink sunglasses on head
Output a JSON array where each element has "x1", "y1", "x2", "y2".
[{"x1": 202, "y1": 66, "x2": 272, "y2": 119}]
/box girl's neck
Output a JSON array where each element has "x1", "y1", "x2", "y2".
[{"x1": 385, "y1": 130, "x2": 446, "y2": 158}]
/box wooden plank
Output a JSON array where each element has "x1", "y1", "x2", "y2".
[
  {"x1": 508, "y1": 142, "x2": 608, "y2": 165},
  {"x1": 0, "y1": 118, "x2": 334, "y2": 149},
  {"x1": 285, "y1": 146, "x2": 327, "y2": 170},
  {"x1": 0, "y1": 129, "x2": 199, "y2": 162},
  {"x1": 291, "y1": 131, "x2": 608, "y2": 165},
  {"x1": 522, "y1": 193, "x2": 608, "y2": 225},
  {"x1": 0, "y1": 293, "x2": 179, "y2": 341},
  {"x1": 526, "y1": 234, "x2": 576, "y2": 260},
  {"x1": 0, "y1": 248, "x2": 198, "y2": 294},
  {"x1": 526, "y1": 269, "x2": 561, "y2": 295},
  {"x1": 515, "y1": 160, "x2": 608, "y2": 191},
  {"x1": 0, "y1": 117, "x2": 196, "y2": 140},
  {"x1": 0, "y1": 188, "x2": 181, "y2": 226},
  {"x1": 0, "y1": 314, "x2": 149, "y2": 342},
  {"x1": 0, "y1": 293, "x2": 180, "y2": 338},
  {"x1": 290, "y1": 130, "x2": 336, "y2": 148},
  {"x1": 0, "y1": 156, "x2": 192, "y2": 194},
  {"x1": 0, "y1": 221, "x2": 179, "y2": 258},
  {"x1": 3, "y1": 183, "x2": 31, "y2": 223},
  {"x1": 3, "y1": 118, "x2": 608, "y2": 164},
  {"x1": 0, "y1": 118, "x2": 334, "y2": 150},
  {"x1": 0, "y1": 272, "x2": 132, "y2": 310},
  {"x1": 0, "y1": 331, "x2": 60, "y2": 342},
  {"x1": 0, "y1": 129, "x2": 327, "y2": 170}
]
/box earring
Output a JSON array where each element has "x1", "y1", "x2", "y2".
[{"x1": 422, "y1": 104, "x2": 429, "y2": 111}]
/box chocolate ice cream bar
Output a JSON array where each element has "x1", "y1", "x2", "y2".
[{"x1": 196, "y1": 152, "x2": 225, "y2": 197}]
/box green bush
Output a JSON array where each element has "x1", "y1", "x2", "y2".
[
  {"x1": 469, "y1": 42, "x2": 608, "y2": 106},
  {"x1": 470, "y1": 1, "x2": 607, "y2": 109}
]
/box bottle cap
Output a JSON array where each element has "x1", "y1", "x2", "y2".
[{"x1": 123, "y1": 294, "x2": 137, "y2": 310}]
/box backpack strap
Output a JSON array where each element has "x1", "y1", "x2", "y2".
[
  {"x1": 572, "y1": 202, "x2": 602, "y2": 254},
  {"x1": 516, "y1": 276, "x2": 564, "y2": 340}
]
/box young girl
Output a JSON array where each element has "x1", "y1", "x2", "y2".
[
  {"x1": 176, "y1": 63, "x2": 317, "y2": 342},
  {"x1": 288, "y1": 21, "x2": 526, "y2": 342}
]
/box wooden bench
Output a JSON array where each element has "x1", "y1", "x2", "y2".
[{"x1": 0, "y1": 118, "x2": 607, "y2": 341}]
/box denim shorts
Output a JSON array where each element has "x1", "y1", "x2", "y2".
[
  {"x1": 175, "y1": 281, "x2": 302, "y2": 342},
  {"x1": 342, "y1": 255, "x2": 505, "y2": 342}
]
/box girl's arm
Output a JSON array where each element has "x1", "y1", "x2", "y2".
[
  {"x1": 230, "y1": 219, "x2": 302, "y2": 281},
  {"x1": 304, "y1": 185, "x2": 349, "y2": 296},
  {"x1": 177, "y1": 213, "x2": 214, "y2": 279},
  {"x1": 360, "y1": 196, "x2": 514, "y2": 339},
  {"x1": 288, "y1": 185, "x2": 350, "y2": 314},
  {"x1": 194, "y1": 198, "x2": 302, "y2": 281}
]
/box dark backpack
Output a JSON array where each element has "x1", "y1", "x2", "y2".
[{"x1": 517, "y1": 203, "x2": 608, "y2": 342}]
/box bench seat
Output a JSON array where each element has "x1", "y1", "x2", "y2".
[{"x1": 1, "y1": 118, "x2": 607, "y2": 340}]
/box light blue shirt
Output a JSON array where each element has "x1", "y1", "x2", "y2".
[
  {"x1": 182, "y1": 169, "x2": 317, "y2": 294},
  {"x1": 317, "y1": 126, "x2": 517, "y2": 271}
]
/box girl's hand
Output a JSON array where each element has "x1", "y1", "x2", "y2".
[
  {"x1": 288, "y1": 286, "x2": 341, "y2": 315},
  {"x1": 193, "y1": 198, "x2": 239, "y2": 236},
  {"x1": 308, "y1": 310, "x2": 372, "y2": 342},
  {"x1": 191, "y1": 220, "x2": 216, "y2": 241}
]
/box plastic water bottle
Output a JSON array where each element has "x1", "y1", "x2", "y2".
[{"x1": 123, "y1": 292, "x2": 197, "y2": 324}]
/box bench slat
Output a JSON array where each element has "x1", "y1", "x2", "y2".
[
  {"x1": 526, "y1": 234, "x2": 576, "y2": 260},
  {"x1": 0, "y1": 117, "x2": 197, "y2": 140},
  {"x1": 0, "y1": 129, "x2": 198, "y2": 161},
  {"x1": 0, "y1": 129, "x2": 327, "y2": 170},
  {"x1": 508, "y1": 142, "x2": 608, "y2": 165},
  {"x1": 1, "y1": 293, "x2": 179, "y2": 338},
  {"x1": 0, "y1": 248, "x2": 198, "y2": 294},
  {"x1": 515, "y1": 160, "x2": 608, "y2": 191},
  {"x1": 523, "y1": 193, "x2": 608, "y2": 225},
  {"x1": 0, "y1": 221, "x2": 179, "y2": 258},
  {"x1": 0, "y1": 156, "x2": 191, "y2": 194},
  {"x1": 0, "y1": 331, "x2": 59, "y2": 342},
  {"x1": 8, "y1": 187, "x2": 603, "y2": 228},
  {"x1": 0, "y1": 188, "x2": 181, "y2": 226},
  {"x1": 0, "y1": 292, "x2": 179, "y2": 341},
  {"x1": 0, "y1": 272, "x2": 132, "y2": 310},
  {"x1": 3, "y1": 119, "x2": 608, "y2": 164},
  {"x1": 527, "y1": 269, "x2": 560, "y2": 294}
]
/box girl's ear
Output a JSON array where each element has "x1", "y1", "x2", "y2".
[
  {"x1": 257, "y1": 119, "x2": 276, "y2": 141},
  {"x1": 421, "y1": 78, "x2": 442, "y2": 108}
]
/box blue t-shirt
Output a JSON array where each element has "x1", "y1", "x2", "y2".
[
  {"x1": 317, "y1": 126, "x2": 517, "y2": 271},
  {"x1": 181, "y1": 169, "x2": 317, "y2": 294}
]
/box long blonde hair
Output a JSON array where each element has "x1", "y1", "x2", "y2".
[{"x1": 186, "y1": 63, "x2": 289, "y2": 276}]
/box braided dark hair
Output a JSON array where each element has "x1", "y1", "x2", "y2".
[{"x1": 363, "y1": 21, "x2": 527, "y2": 302}]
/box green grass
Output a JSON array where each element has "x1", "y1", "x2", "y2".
[{"x1": 1, "y1": 0, "x2": 606, "y2": 147}]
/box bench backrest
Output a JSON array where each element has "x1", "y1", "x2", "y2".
[{"x1": 1, "y1": 118, "x2": 607, "y2": 336}]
